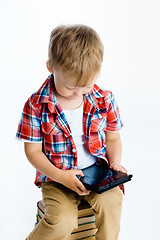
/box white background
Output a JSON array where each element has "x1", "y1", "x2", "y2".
[{"x1": 0, "y1": 0, "x2": 160, "y2": 239}]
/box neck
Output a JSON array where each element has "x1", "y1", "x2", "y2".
[{"x1": 55, "y1": 94, "x2": 84, "y2": 110}]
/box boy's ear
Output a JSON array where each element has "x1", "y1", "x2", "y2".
[{"x1": 46, "y1": 61, "x2": 54, "y2": 74}]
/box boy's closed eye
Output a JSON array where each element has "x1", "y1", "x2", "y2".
[{"x1": 65, "y1": 85, "x2": 92, "y2": 90}]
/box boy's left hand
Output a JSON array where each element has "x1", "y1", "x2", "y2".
[
  {"x1": 110, "y1": 162, "x2": 127, "y2": 173},
  {"x1": 109, "y1": 162, "x2": 127, "y2": 195}
]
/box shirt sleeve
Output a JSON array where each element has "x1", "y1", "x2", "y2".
[
  {"x1": 106, "y1": 92, "x2": 123, "y2": 132},
  {"x1": 16, "y1": 98, "x2": 43, "y2": 142}
]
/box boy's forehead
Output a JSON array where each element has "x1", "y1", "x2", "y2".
[{"x1": 58, "y1": 70, "x2": 99, "y2": 88}]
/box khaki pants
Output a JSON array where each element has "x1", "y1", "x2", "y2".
[{"x1": 26, "y1": 182, "x2": 122, "y2": 240}]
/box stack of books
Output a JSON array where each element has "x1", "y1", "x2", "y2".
[{"x1": 36, "y1": 200, "x2": 97, "y2": 240}]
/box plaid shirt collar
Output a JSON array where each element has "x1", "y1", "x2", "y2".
[{"x1": 33, "y1": 74, "x2": 104, "y2": 114}]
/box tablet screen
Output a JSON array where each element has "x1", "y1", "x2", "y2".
[{"x1": 98, "y1": 170, "x2": 128, "y2": 187}]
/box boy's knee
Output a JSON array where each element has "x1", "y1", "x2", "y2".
[
  {"x1": 44, "y1": 211, "x2": 78, "y2": 232},
  {"x1": 92, "y1": 187, "x2": 123, "y2": 212}
]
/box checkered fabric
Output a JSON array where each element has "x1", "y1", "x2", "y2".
[{"x1": 16, "y1": 74, "x2": 123, "y2": 187}]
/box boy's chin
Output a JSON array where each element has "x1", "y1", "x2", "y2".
[{"x1": 66, "y1": 95, "x2": 83, "y2": 99}]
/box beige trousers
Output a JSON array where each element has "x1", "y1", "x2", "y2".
[{"x1": 26, "y1": 182, "x2": 122, "y2": 240}]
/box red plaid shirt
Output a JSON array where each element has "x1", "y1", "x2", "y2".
[{"x1": 16, "y1": 74, "x2": 123, "y2": 187}]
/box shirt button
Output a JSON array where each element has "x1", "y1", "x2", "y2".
[
  {"x1": 72, "y1": 149, "x2": 76, "y2": 153},
  {"x1": 73, "y1": 166, "x2": 78, "y2": 170}
]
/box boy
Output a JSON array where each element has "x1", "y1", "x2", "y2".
[{"x1": 16, "y1": 25, "x2": 126, "y2": 240}]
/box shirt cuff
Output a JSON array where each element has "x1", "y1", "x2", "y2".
[{"x1": 15, "y1": 136, "x2": 42, "y2": 143}]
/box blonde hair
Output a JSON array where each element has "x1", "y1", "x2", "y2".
[{"x1": 48, "y1": 25, "x2": 104, "y2": 87}]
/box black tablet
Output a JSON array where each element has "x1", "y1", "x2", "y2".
[{"x1": 78, "y1": 163, "x2": 133, "y2": 194}]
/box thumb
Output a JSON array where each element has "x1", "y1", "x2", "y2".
[{"x1": 75, "y1": 170, "x2": 84, "y2": 177}]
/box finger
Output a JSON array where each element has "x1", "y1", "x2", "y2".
[
  {"x1": 79, "y1": 171, "x2": 84, "y2": 177},
  {"x1": 111, "y1": 165, "x2": 119, "y2": 171},
  {"x1": 77, "y1": 180, "x2": 87, "y2": 192},
  {"x1": 76, "y1": 180, "x2": 90, "y2": 194},
  {"x1": 75, "y1": 170, "x2": 84, "y2": 177},
  {"x1": 72, "y1": 169, "x2": 84, "y2": 178},
  {"x1": 117, "y1": 166, "x2": 127, "y2": 173},
  {"x1": 76, "y1": 188, "x2": 86, "y2": 196},
  {"x1": 76, "y1": 187, "x2": 90, "y2": 196}
]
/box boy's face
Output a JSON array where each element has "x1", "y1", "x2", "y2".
[{"x1": 53, "y1": 69, "x2": 99, "y2": 100}]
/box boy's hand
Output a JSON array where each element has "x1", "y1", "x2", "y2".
[
  {"x1": 110, "y1": 162, "x2": 127, "y2": 173},
  {"x1": 58, "y1": 169, "x2": 91, "y2": 196}
]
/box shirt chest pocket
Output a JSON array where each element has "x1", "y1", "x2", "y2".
[
  {"x1": 90, "y1": 117, "x2": 107, "y2": 132},
  {"x1": 89, "y1": 117, "x2": 107, "y2": 150},
  {"x1": 42, "y1": 122, "x2": 67, "y2": 153}
]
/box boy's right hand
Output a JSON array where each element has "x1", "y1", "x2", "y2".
[{"x1": 58, "y1": 169, "x2": 91, "y2": 196}]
